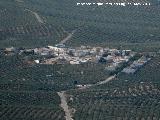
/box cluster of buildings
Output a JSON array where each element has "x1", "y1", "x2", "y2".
[
  {"x1": 30, "y1": 44, "x2": 135, "y2": 67},
  {"x1": 2, "y1": 44, "x2": 152, "y2": 75},
  {"x1": 122, "y1": 56, "x2": 151, "y2": 74},
  {"x1": 2, "y1": 44, "x2": 135, "y2": 66},
  {"x1": 104, "y1": 49, "x2": 135, "y2": 71}
]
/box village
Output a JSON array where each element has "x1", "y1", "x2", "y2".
[{"x1": 1, "y1": 44, "x2": 151, "y2": 75}]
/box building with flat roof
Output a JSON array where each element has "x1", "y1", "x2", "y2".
[{"x1": 122, "y1": 68, "x2": 136, "y2": 74}]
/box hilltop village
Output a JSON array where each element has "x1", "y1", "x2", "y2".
[{"x1": 1, "y1": 44, "x2": 151, "y2": 74}]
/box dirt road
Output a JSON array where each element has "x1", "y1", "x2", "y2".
[
  {"x1": 58, "y1": 75, "x2": 116, "y2": 119},
  {"x1": 60, "y1": 30, "x2": 77, "y2": 44},
  {"x1": 25, "y1": 9, "x2": 44, "y2": 24},
  {"x1": 96, "y1": 75, "x2": 116, "y2": 85},
  {"x1": 15, "y1": 0, "x2": 24, "y2": 3},
  {"x1": 57, "y1": 91, "x2": 74, "y2": 120},
  {"x1": 77, "y1": 75, "x2": 116, "y2": 89}
]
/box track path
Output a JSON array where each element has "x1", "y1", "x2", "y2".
[
  {"x1": 25, "y1": 9, "x2": 44, "y2": 24},
  {"x1": 57, "y1": 75, "x2": 116, "y2": 120},
  {"x1": 60, "y1": 30, "x2": 77, "y2": 44},
  {"x1": 57, "y1": 91, "x2": 74, "y2": 120}
]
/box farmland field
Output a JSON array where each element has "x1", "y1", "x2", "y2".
[
  {"x1": 67, "y1": 54, "x2": 160, "y2": 120},
  {"x1": 0, "y1": 0, "x2": 159, "y2": 51},
  {"x1": 0, "y1": 0, "x2": 160, "y2": 120},
  {"x1": 0, "y1": 54, "x2": 110, "y2": 119},
  {"x1": 0, "y1": 55, "x2": 66, "y2": 119},
  {"x1": 0, "y1": 55, "x2": 110, "y2": 91}
]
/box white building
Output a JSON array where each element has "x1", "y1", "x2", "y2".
[
  {"x1": 34, "y1": 60, "x2": 40, "y2": 64},
  {"x1": 70, "y1": 60, "x2": 80, "y2": 64}
]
